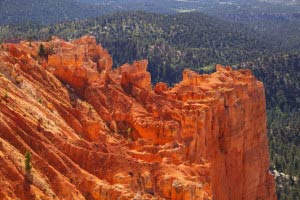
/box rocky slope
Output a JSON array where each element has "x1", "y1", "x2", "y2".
[{"x1": 0, "y1": 36, "x2": 276, "y2": 200}]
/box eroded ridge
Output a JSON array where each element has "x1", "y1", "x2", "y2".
[{"x1": 0, "y1": 36, "x2": 276, "y2": 200}]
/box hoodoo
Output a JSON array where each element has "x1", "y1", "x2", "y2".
[{"x1": 0, "y1": 36, "x2": 276, "y2": 199}]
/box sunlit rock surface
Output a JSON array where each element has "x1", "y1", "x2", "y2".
[{"x1": 0, "y1": 36, "x2": 276, "y2": 200}]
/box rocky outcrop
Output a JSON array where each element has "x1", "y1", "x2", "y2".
[{"x1": 0, "y1": 36, "x2": 276, "y2": 199}]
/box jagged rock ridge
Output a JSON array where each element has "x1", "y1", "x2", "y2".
[{"x1": 0, "y1": 36, "x2": 276, "y2": 200}]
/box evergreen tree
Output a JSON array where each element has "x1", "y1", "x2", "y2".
[
  {"x1": 38, "y1": 44, "x2": 46, "y2": 58},
  {"x1": 24, "y1": 151, "x2": 32, "y2": 182}
]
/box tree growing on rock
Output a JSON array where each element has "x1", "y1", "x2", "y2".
[
  {"x1": 38, "y1": 44, "x2": 46, "y2": 58},
  {"x1": 24, "y1": 151, "x2": 32, "y2": 183}
]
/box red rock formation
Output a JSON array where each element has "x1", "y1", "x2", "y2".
[{"x1": 0, "y1": 36, "x2": 276, "y2": 200}]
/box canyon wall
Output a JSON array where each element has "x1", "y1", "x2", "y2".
[{"x1": 0, "y1": 36, "x2": 276, "y2": 199}]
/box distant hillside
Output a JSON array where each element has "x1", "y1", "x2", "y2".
[
  {"x1": 0, "y1": 0, "x2": 184, "y2": 25},
  {"x1": 1, "y1": 0, "x2": 300, "y2": 50},
  {"x1": 0, "y1": 0, "x2": 117, "y2": 25},
  {"x1": 217, "y1": 4, "x2": 300, "y2": 50},
  {"x1": 0, "y1": 12, "x2": 272, "y2": 84},
  {"x1": 259, "y1": 0, "x2": 300, "y2": 4}
]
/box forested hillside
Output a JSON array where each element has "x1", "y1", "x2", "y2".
[
  {"x1": 0, "y1": 12, "x2": 272, "y2": 84},
  {"x1": 216, "y1": 6, "x2": 300, "y2": 50},
  {"x1": 0, "y1": 0, "x2": 116, "y2": 25},
  {"x1": 239, "y1": 53, "x2": 300, "y2": 199},
  {"x1": 1, "y1": 0, "x2": 300, "y2": 49},
  {"x1": 245, "y1": 54, "x2": 300, "y2": 111}
]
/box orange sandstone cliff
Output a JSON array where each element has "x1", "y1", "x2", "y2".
[{"x1": 0, "y1": 36, "x2": 276, "y2": 200}]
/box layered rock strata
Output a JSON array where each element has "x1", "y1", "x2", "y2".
[{"x1": 0, "y1": 36, "x2": 276, "y2": 200}]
